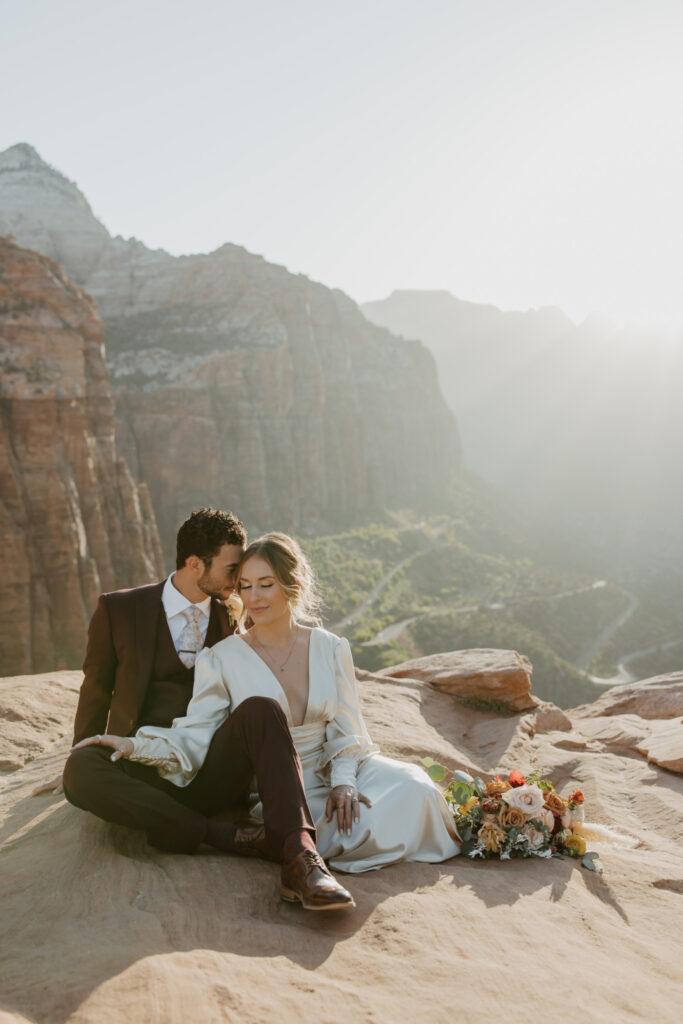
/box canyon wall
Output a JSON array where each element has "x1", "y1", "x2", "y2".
[
  {"x1": 0, "y1": 239, "x2": 163, "y2": 673},
  {"x1": 0, "y1": 144, "x2": 462, "y2": 557}
]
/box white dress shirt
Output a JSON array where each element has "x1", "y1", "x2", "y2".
[{"x1": 161, "y1": 573, "x2": 212, "y2": 652}]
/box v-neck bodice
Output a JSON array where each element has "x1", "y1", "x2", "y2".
[
  {"x1": 236, "y1": 631, "x2": 312, "y2": 727},
  {"x1": 134, "y1": 626, "x2": 379, "y2": 788}
]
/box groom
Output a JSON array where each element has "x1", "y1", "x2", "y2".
[{"x1": 37, "y1": 507, "x2": 354, "y2": 910}]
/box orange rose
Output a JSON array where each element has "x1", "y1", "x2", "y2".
[
  {"x1": 568, "y1": 789, "x2": 585, "y2": 806},
  {"x1": 499, "y1": 805, "x2": 527, "y2": 829},
  {"x1": 544, "y1": 792, "x2": 567, "y2": 815},
  {"x1": 484, "y1": 778, "x2": 511, "y2": 797}
]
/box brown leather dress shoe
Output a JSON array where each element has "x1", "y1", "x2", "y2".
[{"x1": 281, "y1": 850, "x2": 355, "y2": 911}]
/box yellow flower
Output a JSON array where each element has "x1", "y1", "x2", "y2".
[
  {"x1": 460, "y1": 796, "x2": 479, "y2": 814},
  {"x1": 478, "y1": 821, "x2": 506, "y2": 853},
  {"x1": 563, "y1": 834, "x2": 587, "y2": 857}
]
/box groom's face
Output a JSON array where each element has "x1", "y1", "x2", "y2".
[{"x1": 197, "y1": 543, "x2": 244, "y2": 600}]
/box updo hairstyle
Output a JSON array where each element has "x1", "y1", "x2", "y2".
[{"x1": 234, "y1": 532, "x2": 322, "y2": 632}]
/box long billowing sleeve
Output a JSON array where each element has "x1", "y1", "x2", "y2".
[
  {"x1": 318, "y1": 636, "x2": 379, "y2": 788},
  {"x1": 128, "y1": 646, "x2": 231, "y2": 786}
]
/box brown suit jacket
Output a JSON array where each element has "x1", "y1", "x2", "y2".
[{"x1": 72, "y1": 580, "x2": 232, "y2": 745}]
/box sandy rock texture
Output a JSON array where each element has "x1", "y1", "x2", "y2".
[
  {"x1": 0, "y1": 144, "x2": 462, "y2": 557},
  {"x1": 378, "y1": 647, "x2": 536, "y2": 712},
  {"x1": 572, "y1": 672, "x2": 683, "y2": 773},
  {"x1": 0, "y1": 239, "x2": 164, "y2": 674},
  {"x1": 1, "y1": 656, "x2": 681, "y2": 1024}
]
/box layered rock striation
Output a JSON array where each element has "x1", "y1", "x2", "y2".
[
  {"x1": 0, "y1": 145, "x2": 461, "y2": 556},
  {"x1": 0, "y1": 239, "x2": 163, "y2": 674}
]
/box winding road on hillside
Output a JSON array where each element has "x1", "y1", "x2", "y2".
[
  {"x1": 330, "y1": 521, "x2": 452, "y2": 633},
  {"x1": 332, "y1": 538, "x2": 679, "y2": 684},
  {"x1": 573, "y1": 590, "x2": 641, "y2": 677}
]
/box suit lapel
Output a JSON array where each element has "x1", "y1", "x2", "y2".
[
  {"x1": 205, "y1": 598, "x2": 231, "y2": 647},
  {"x1": 133, "y1": 579, "x2": 166, "y2": 715}
]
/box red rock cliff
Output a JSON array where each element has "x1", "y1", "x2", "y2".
[
  {"x1": 0, "y1": 145, "x2": 462, "y2": 557},
  {"x1": 0, "y1": 239, "x2": 164, "y2": 674}
]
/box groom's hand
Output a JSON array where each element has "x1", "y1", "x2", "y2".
[
  {"x1": 31, "y1": 773, "x2": 64, "y2": 797},
  {"x1": 71, "y1": 734, "x2": 134, "y2": 761}
]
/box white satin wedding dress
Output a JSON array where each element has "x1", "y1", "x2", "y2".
[{"x1": 130, "y1": 626, "x2": 460, "y2": 873}]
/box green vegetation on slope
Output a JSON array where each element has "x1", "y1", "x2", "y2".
[{"x1": 301, "y1": 513, "x2": 631, "y2": 708}]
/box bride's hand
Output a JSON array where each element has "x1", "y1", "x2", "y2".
[
  {"x1": 71, "y1": 734, "x2": 134, "y2": 762},
  {"x1": 325, "y1": 785, "x2": 372, "y2": 836}
]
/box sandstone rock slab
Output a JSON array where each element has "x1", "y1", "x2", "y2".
[
  {"x1": 2, "y1": 666, "x2": 683, "y2": 1024},
  {"x1": 0, "y1": 671, "x2": 81, "y2": 770},
  {"x1": 379, "y1": 647, "x2": 536, "y2": 712},
  {"x1": 574, "y1": 672, "x2": 683, "y2": 720},
  {"x1": 635, "y1": 719, "x2": 683, "y2": 774}
]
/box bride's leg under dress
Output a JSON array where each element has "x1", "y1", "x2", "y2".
[{"x1": 313, "y1": 754, "x2": 461, "y2": 874}]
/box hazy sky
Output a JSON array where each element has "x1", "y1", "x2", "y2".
[{"x1": 1, "y1": 0, "x2": 682, "y2": 328}]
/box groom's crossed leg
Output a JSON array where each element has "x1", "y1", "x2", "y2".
[{"x1": 63, "y1": 697, "x2": 316, "y2": 861}]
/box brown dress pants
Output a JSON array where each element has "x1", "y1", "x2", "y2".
[{"x1": 63, "y1": 696, "x2": 315, "y2": 859}]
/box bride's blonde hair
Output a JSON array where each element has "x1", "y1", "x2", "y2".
[{"x1": 232, "y1": 532, "x2": 322, "y2": 633}]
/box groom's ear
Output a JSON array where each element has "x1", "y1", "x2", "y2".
[{"x1": 184, "y1": 554, "x2": 204, "y2": 575}]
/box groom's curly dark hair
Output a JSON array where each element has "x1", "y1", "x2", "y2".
[{"x1": 175, "y1": 508, "x2": 247, "y2": 569}]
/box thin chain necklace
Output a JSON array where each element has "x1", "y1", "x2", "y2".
[{"x1": 248, "y1": 624, "x2": 299, "y2": 673}]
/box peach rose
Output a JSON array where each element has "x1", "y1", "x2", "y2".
[
  {"x1": 536, "y1": 808, "x2": 555, "y2": 832},
  {"x1": 502, "y1": 784, "x2": 546, "y2": 818},
  {"x1": 499, "y1": 805, "x2": 527, "y2": 829}
]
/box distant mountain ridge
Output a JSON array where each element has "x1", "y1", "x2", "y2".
[
  {"x1": 363, "y1": 289, "x2": 683, "y2": 568},
  {"x1": 0, "y1": 145, "x2": 462, "y2": 555}
]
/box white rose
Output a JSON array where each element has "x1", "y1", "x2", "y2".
[
  {"x1": 521, "y1": 822, "x2": 547, "y2": 851},
  {"x1": 561, "y1": 811, "x2": 572, "y2": 829},
  {"x1": 502, "y1": 784, "x2": 546, "y2": 818}
]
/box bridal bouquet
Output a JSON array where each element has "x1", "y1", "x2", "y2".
[{"x1": 423, "y1": 761, "x2": 602, "y2": 872}]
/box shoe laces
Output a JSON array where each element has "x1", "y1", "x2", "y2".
[{"x1": 301, "y1": 849, "x2": 327, "y2": 872}]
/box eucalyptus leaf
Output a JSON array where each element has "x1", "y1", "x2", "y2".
[
  {"x1": 582, "y1": 852, "x2": 603, "y2": 874},
  {"x1": 452, "y1": 770, "x2": 474, "y2": 784},
  {"x1": 474, "y1": 777, "x2": 486, "y2": 797},
  {"x1": 421, "y1": 757, "x2": 435, "y2": 767},
  {"x1": 451, "y1": 782, "x2": 475, "y2": 805},
  {"x1": 427, "y1": 763, "x2": 446, "y2": 782}
]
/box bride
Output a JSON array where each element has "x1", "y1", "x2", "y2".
[{"x1": 82, "y1": 533, "x2": 460, "y2": 877}]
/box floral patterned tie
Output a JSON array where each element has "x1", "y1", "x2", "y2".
[{"x1": 177, "y1": 605, "x2": 203, "y2": 668}]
